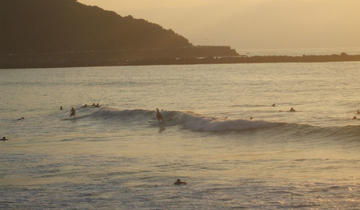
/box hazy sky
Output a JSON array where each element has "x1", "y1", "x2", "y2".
[{"x1": 79, "y1": 0, "x2": 360, "y2": 50}]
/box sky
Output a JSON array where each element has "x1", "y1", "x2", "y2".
[{"x1": 78, "y1": 0, "x2": 360, "y2": 50}]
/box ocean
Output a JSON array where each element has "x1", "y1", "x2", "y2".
[{"x1": 1, "y1": 62, "x2": 360, "y2": 209}]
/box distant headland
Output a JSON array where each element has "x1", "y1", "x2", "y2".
[{"x1": 1, "y1": 0, "x2": 360, "y2": 69}]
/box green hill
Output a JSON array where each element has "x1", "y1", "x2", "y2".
[
  {"x1": 0, "y1": 0, "x2": 239, "y2": 68},
  {"x1": 1, "y1": 0, "x2": 192, "y2": 53}
]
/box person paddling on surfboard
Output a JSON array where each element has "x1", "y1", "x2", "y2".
[
  {"x1": 174, "y1": 179, "x2": 187, "y2": 185},
  {"x1": 156, "y1": 108, "x2": 164, "y2": 122}
]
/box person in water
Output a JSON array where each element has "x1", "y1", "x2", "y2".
[
  {"x1": 272, "y1": 103, "x2": 276, "y2": 107},
  {"x1": 70, "y1": 107, "x2": 76, "y2": 117},
  {"x1": 156, "y1": 108, "x2": 164, "y2": 122},
  {"x1": 289, "y1": 107, "x2": 296, "y2": 112},
  {"x1": 174, "y1": 179, "x2": 187, "y2": 185},
  {"x1": 18, "y1": 117, "x2": 24, "y2": 121},
  {"x1": 60, "y1": 106, "x2": 63, "y2": 110},
  {"x1": 1, "y1": 137, "x2": 8, "y2": 141},
  {"x1": 357, "y1": 110, "x2": 360, "y2": 115}
]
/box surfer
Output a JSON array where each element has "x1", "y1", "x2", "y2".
[
  {"x1": 272, "y1": 103, "x2": 276, "y2": 107},
  {"x1": 357, "y1": 110, "x2": 360, "y2": 114},
  {"x1": 174, "y1": 179, "x2": 187, "y2": 185},
  {"x1": 353, "y1": 116, "x2": 357, "y2": 120},
  {"x1": 82, "y1": 104, "x2": 88, "y2": 108},
  {"x1": 289, "y1": 107, "x2": 296, "y2": 112},
  {"x1": 159, "y1": 126, "x2": 166, "y2": 133},
  {"x1": 1, "y1": 137, "x2": 8, "y2": 141},
  {"x1": 60, "y1": 106, "x2": 63, "y2": 110},
  {"x1": 70, "y1": 107, "x2": 76, "y2": 117},
  {"x1": 250, "y1": 116, "x2": 253, "y2": 120},
  {"x1": 156, "y1": 108, "x2": 164, "y2": 122},
  {"x1": 18, "y1": 117, "x2": 25, "y2": 121}
]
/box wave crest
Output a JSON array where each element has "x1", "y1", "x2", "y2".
[
  {"x1": 61, "y1": 107, "x2": 360, "y2": 140},
  {"x1": 84, "y1": 107, "x2": 282, "y2": 132}
]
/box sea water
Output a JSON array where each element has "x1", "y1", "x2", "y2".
[{"x1": 1, "y1": 62, "x2": 360, "y2": 209}]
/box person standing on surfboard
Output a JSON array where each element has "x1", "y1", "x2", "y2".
[
  {"x1": 156, "y1": 108, "x2": 164, "y2": 122},
  {"x1": 70, "y1": 107, "x2": 76, "y2": 117}
]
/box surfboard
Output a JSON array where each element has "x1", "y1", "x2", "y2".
[
  {"x1": 62, "y1": 117, "x2": 78, "y2": 121},
  {"x1": 148, "y1": 120, "x2": 165, "y2": 126}
]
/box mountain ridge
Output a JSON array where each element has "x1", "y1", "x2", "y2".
[
  {"x1": 0, "y1": 0, "x2": 245, "y2": 68},
  {"x1": 1, "y1": 0, "x2": 196, "y2": 53}
]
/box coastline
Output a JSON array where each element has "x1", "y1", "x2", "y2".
[{"x1": 1, "y1": 52, "x2": 360, "y2": 69}]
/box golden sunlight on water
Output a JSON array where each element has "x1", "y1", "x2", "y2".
[{"x1": 1, "y1": 63, "x2": 360, "y2": 208}]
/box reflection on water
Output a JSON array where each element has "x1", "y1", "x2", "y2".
[{"x1": 1, "y1": 62, "x2": 360, "y2": 208}]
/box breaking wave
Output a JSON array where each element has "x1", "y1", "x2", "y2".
[
  {"x1": 77, "y1": 107, "x2": 281, "y2": 131},
  {"x1": 61, "y1": 107, "x2": 360, "y2": 139}
]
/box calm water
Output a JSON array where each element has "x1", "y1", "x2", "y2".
[{"x1": 1, "y1": 62, "x2": 360, "y2": 209}]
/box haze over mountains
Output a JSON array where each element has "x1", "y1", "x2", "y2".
[
  {"x1": 2, "y1": 0, "x2": 359, "y2": 68},
  {"x1": 79, "y1": 0, "x2": 360, "y2": 50}
]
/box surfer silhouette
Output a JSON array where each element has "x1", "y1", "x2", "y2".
[
  {"x1": 70, "y1": 107, "x2": 76, "y2": 117},
  {"x1": 156, "y1": 108, "x2": 164, "y2": 122},
  {"x1": 1, "y1": 137, "x2": 8, "y2": 141},
  {"x1": 158, "y1": 126, "x2": 166, "y2": 133},
  {"x1": 289, "y1": 107, "x2": 296, "y2": 112},
  {"x1": 174, "y1": 179, "x2": 187, "y2": 185}
]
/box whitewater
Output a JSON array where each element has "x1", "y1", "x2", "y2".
[{"x1": 1, "y1": 62, "x2": 360, "y2": 209}]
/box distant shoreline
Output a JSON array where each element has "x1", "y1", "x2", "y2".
[{"x1": 1, "y1": 52, "x2": 360, "y2": 69}]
